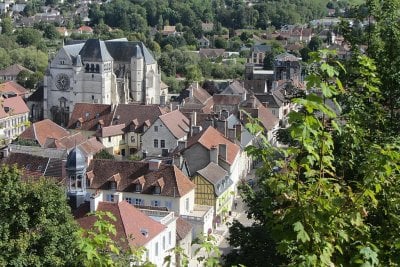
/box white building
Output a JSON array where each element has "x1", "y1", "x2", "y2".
[
  {"x1": 44, "y1": 38, "x2": 162, "y2": 126},
  {"x1": 0, "y1": 95, "x2": 29, "y2": 141}
]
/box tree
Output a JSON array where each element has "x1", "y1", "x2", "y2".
[
  {"x1": 0, "y1": 48, "x2": 11, "y2": 69},
  {"x1": 185, "y1": 64, "x2": 203, "y2": 83},
  {"x1": 227, "y1": 50, "x2": 400, "y2": 266},
  {"x1": 308, "y1": 36, "x2": 323, "y2": 51},
  {"x1": 0, "y1": 166, "x2": 79, "y2": 266},
  {"x1": 43, "y1": 24, "x2": 60, "y2": 40},
  {"x1": 16, "y1": 28, "x2": 41, "y2": 47},
  {"x1": 1, "y1": 17, "x2": 13, "y2": 35},
  {"x1": 94, "y1": 149, "x2": 115, "y2": 160}
]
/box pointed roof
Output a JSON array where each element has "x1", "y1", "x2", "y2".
[
  {"x1": 76, "y1": 201, "x2": 165, "y2": 249},
  {"x1": 19, "y1": 119, "x2": 70, "y2": 146},
  {"x1": 186, "y1": 126, "x2": 240, "y2": 165},
  {"x1": 158, "y1": 110, "x2": 189, "y2": 139},
  {"x1": 66, "y1": 147, "x2": 86, "y2": 171},
  {"x1": 79, "y1": 39, "x2": 113, "y2": 62}
]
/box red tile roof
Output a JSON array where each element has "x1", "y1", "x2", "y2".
[
  {"x1": 159, "y1": 110, "x2": 189, "y2": 139},
  {"x1": 19, "y1": 119, "x2": 69, "y2": 146},
  {"x1": 97, "y1": 123, "x2": 125, "y2": 137},
  {"x1": 76, "y1": 201, "x2": 165, "y2": 249},
  {"x1": 0, "y1": 81, "x2": 28, "y2": 96},
  {"x1": 87, "y1": 159, "x2": 195, "y2": 197},
  {"x1": 186, "y1": 126, "x2": 240, "y2": 165},
  {"x1": 67, "y1": 103, "x2": 113, "y2": 131},
  {"x1": 0, "y1": 96, "x2": 29, "y2": 119}
]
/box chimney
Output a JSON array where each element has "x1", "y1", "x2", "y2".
[
  {"x1": 169, "y1": 103, "x2": 173, "y2": 111},
  {"x1": 218, "y1": 143, "x2": 227, "y2": 161},
  {"x1": 192, "y1": 125, "x2": 202, "y2": 135},
  {"x1": 191, "y1": 111, "x2": 197, "y2": 126},
  {"x1": 215, "y1": 119, "x2": 227, "y2": 137},
  {"x1": 210, "y1": 145, "x2": 218, "y2": 164},
  {"x1": 90, "y1": 191, "x2": 102, "y2": 212},
  {"x1": 177, "y1": 141, "x2": 187, "y2": 151},
  {"x1": 227, "y1": 128, "x2": 235, "y2": 141},
  {"x1": 235, "y1": 124, "x2": 242, "y2": 142},
  {"x1": 149, "y1": 159, "x2": 162, "y2": 171},
  {"x1": 189, "y1": 85, "x2": 193, "y2": 98}
]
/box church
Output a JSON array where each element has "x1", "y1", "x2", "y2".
[{"x1": 44, "y1": 38, "x2": 163, "y2": 126}]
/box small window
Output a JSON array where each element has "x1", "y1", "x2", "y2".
[
  {"x1": 106, "y1": 194, "x2": 114, "y2": 202},
  {"x1": 168, "y1": 231, "x2": 172, "y2": 245},
  {"x1": 108, "y1": 136, "x2": 111, "y2": 142},
  {"x1": 37, "y1": 165, "x2": 42, "y2": 171},
  {"x1": 125, "y1": 197, "x2": 132, "y2": 204},
  {"x1": 162, "y1": 236, "x2": 165, "y2": 250},
  {"x1": 152, "y1": 200, "x2": 160, "y2": 207},
  {"x1": 110, "y1": 181, "x2": 116, "y2": 190},
  {"x1": 135, "y1": 184, "x2": 142, "y2": 192},
  {"x1": 130, "y1": 136, "x2": 135, "y2": 143},
  {"x1": 154, "y1": 126, "x2": 158, "y2": 132},
  {"x1": 185, "y1": 198, "x2": 189, "y2": 212},
  {"x1": 135, "y1": 198, "x2": 143, "y2": 205},
  {"x1": 160, "y1": 140, "x2": 165, "y2": 148},
  {"x1": 155, "y1": 242, "x2": 159, "y2": 257},
  {"x1": 154, "y1": 139, "x2": 158, "y2": 148},
  {"x1": 154, "y1": 186, "x2": 161, "y2": 194}
]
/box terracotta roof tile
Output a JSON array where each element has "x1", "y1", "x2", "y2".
[
  {"x1": 97, "y1": 123, "x2": 125, "y2": 137},
  {"x1": 20, "y1": 119, "x2": 70, "y2": 146},
  {"x1": 0, "y1": 81, "x2": 28, "y2": 96},
  {"x1": 76, "y1": 201, "x2": 165, "y2": 249},
  {"x1": 159, "y1": 110, "x2": 189, "y2": 139},
  {"x1": 186, "y1": 126, "x2": 240, "y2": 165},
  {"x1": 67, "y1": 103, "x2": 113, "y2": 131},
  {"x1": 87, "y1": 159, "x2": 195, "y2": 197},
  {"x1": 0, "y1": 96, "x2": 29, "y2": 119},
  {"x1": 212, "y1": 94, "x2": 242, "y2": 105}
]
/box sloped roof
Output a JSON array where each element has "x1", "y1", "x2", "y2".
[
  {"x1": 221, "y1": 80, "x2": 248, "y2": 95},
  {"x1": 19, "y1": 119, "x2": 69, "y2": 146},
  {"x1": 212, "y1": 94, "x2": 242, "y2": 106},
  {"x1": 67, "y1": 103, "x2": 113, "y2": 131},
  {"x1": 199, "y1": 48, "x2": 225, "y2": 58},
  {"x1": 186, "y1": 126, "x2": 240, "y2": 165},
  {"x1": 104, "y1": 41, "x2": 156, "y2": 64},
  {"x1": 275, "y1": 52, "x2": 299, "y2": 62},
  {"x1": 76, "y1": 201, "x2": 165, "y2": 249},
  {"x1": 87, "y1": 159, "x2": 195, "y2": 197},
  {"x1": 79, "y1": 39, "x2": 113, "y2": 62},
  {"x1": 159, "y1": 110, "x2": 189, "y2": 139},
  {"x1": 0, "y1": 81, "x2": 28, "y2": 96},
  {"x1": 176, "y1": 216, "x2": 192, "y2": 241},
  {"x1": 97, "y1": 123, "x2": 125, "y2": 137},
  {"x1": 241, "y1": 97, "x2": 279, "y2": 131},
  {"x1": 0, "y1": 64, "x2": 32, "y2": 76},
  {"x1": 253, "y1": 44, "x2": 272, "y2": 53},
  {"x1": 0, "y1": 96, "x2": 29, "y2": 119},
  {"x1": 197, "y1": 162, "x2": 228, "y2": 186}
]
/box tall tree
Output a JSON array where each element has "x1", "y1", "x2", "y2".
[{"x1": 0, "y1": 166, "x2": 79, "y2": 266}]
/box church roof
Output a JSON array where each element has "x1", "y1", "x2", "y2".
[
  {"x1": 66, "y1": 147, "x2": 86, "y2": 171},
  {"x1": 104, "y1": 41, "x2": 156, "y2": 64},
  {"x1": 79, "y1": 39, "x2": 113, "y2": 62}
]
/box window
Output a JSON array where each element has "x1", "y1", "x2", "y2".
[
  {"x1": 134, "y1": 198, "x2": 143, "y2": 205},
  {"x1": 154, "y1": 126, "x2": 158, "y2": 132},
  {"x1": 168, "y1": 231, "x2": 172, "y2": 245},
  {"x1": 155, "y1": 242, "x2": 159, "y2": 257},
  {"x1": 185, "y1": 198, "x2": 189, "y2": 212},
  {"x1": 162, "y1": 236, "x2": 166, "y2": 250},
  {"x1": 154, "y1": 186, "x2": 161, "y2": 194},
  {"x1": 160, "y1": 140, "x2": 165, "y2": 148},
  {"x1": 108, "y1": 136, "x2": 111, "y2": 142},
  {"x1": 153, "y1": 139, "x2": 158, "y2": 148},
  {"x1": 130, "y1": 136, "x2": 135, "y2": 143},
  {"x1": 106, "y1": 194, "x2": 115, "y2": 202},
  {"x1": 110, "y1": 181, "x2": 116, "y2": 190},
  {"x1": 125, "y1": 197, "x2": 132, "y2": 204},
  {"x1": 151, "y1": 200, "x2": 160, "y2": 207},
  {"x1": 135, "y1": 184, "x2": 142, "y2": 192}
]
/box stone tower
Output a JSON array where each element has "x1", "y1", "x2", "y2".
[{"x1": 66, "y1": 147, "x2": 87, "y2": 209}]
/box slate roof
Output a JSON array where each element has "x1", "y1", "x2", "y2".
[
  {"x1": 76, "y1": 201, "x2": 165, "y2": 249},
  {"x1": 87, "y1": 159, "x2": 195, "y2": 197},
  {"x1": 176, "y1": 216, "x2": 193, "y2": 241},
  {"x1": 104, "y1": 41, "x2": 156, "y2": 64},
  {"x1": 221, "y1": 80, "x2": 248, "y2": 95},
  {"x1": 212, "y1": 94, "x2": 242, "y2": 106},
  {"x1": 0, "y1": 64, "x2": 32, "y2": 76},
  {"x1": 159, "y1": 110, "x2": 190, "y2": 139},
  {"x1": 19, "y1": 119, "x2": 70, "y2": 146},
  {"x1": 1, "y1": 152, "x2": 65, "y2": 183},
  {"x1": 79, "y1": 39, "x2": 113, "y2": 62},
  {"x1": 275, "y1": 52, "x2": 299, "y2": 62},
  {"x1": 0, "y1": 81, "x2": 28, "y2": 96},
  {"x1": 199, "y1": 48, "x2": 225, "y2": 58},
  {"x1": 0, "y1": 96, "x2": 29, "y2": 119},
  {"x1": 186, "y1": 126, "x2": 240, "y2": 166},
  {"x1": 253, "y1": 44, "x2": 272, "y2": 53},
  {"x1": 197, "y1": 162, "x2": 228, "y2": 186},
  {"x1": 254, "y1": 93, "x2": 281, "y2": 108}
]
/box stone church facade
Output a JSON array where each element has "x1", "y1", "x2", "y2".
[{"x1": 44, "y1": 39, "x2": 162, "y2": 126}]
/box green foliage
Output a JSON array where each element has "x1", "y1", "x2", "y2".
[
  {"x1": 0, "y1": 165, "x2": 79, "y2": 266},
  {"x1": 192, "y1": 235, "x2": 221, "y2": 267},
  {"x1": 16, "y1": 28, "x2": 42, "y2": 47},
  {"x1": 94, "y1": 149, "x2": 115, "y2": 160},
  {"x1": 1, "y1": 17, "x2": 13, "y2": 35},
  {"x1": 228, "y1": 50, "x2": 400, "y2": 266}
]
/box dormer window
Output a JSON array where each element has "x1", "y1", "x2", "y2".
[
  {"x1": 110, "y1": 181, "x2": 117, "y2": 190},
  {"x1": 154, "y1": 186, "x2": 161, "y2": 194},
  {"x1": 135, "y1": 184, "x2": 142, "y2": 192},
  {"x1": 76, "y1": 121, "x2": 81, "y2": 128}
]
